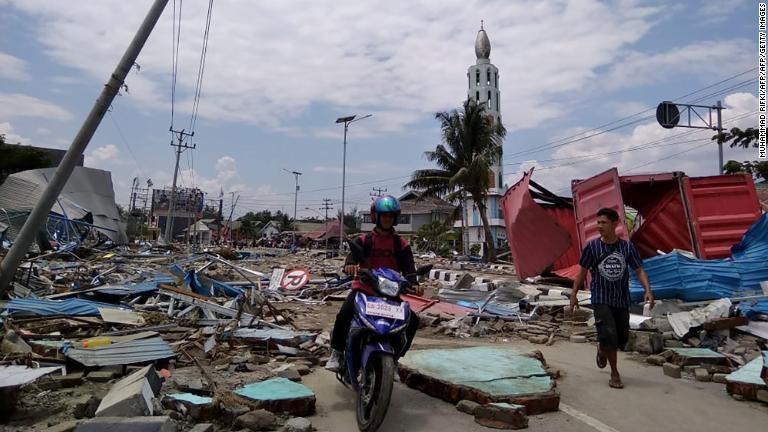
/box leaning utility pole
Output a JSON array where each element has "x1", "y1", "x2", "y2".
[
  {"x1": 163, "y1": 128, "x2": 195, "y2": 243},
  {"x1": 0, "y1": 0, "x2": 169, "y2": 295}
]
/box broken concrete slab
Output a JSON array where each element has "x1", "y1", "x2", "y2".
[
  {"x1": 95, "y1": 377, "x2": 154, "y2": 417},
  {"x1": 1, "y1": 330, "x2": 32, "y2": 353},
  {"x1": 283, "y1": 417, "x2": 312, "y2": 432},
  {"x1": 42, "y1": 421, "x2": 81, "y2": 432},
  {"x1": 234, "y1": 377, "x2": 316, "y2": 416},
  {"x1": 627, "y1": 331, "x2": 664, "y2": 355},
  {"x1": 187, "y1": 424, "x2": 214, "y2": 432},
  {"x1": 398, "y1": 347, "x2": 559, "y2": 415},
  {"x1": 52, "y1": 372, "x2": 84, "y2": 388},
  {"x1": 474, "y1": 402, "x2": 528, "y2": 430},
  {"x1": 694, "y1": 368, "x2": 711, "y2": 382},
  {"x1": 663, "y1": 363, "x2": 682, "y2": 379},
  {"x1": 87, "y1": 371, "x2": 117, "y2": 382},
  {"x1": 645, "y1": 355, "x2": 666, "y2": 366},
  {"x1": 703, "y1": 316, "x2": 749, "y2": 331},
  {"x1": 667, "y1": 348, "x2": 729, "y2": 366},
  {"x1": 161, "y1": 393, "x2": 216, "y2": 420},
  {"x1": 74, "y1": 416, "x2": 176, "y2": 432},
  {"x1": 118, "y1": 365, "x2": 163, "y2": 396},
  {"x1": 726, "y1": 351, "x2": 768, "y2": 401},
  {"x1": 234, "y1": 409, "x2": 277, "y2": 431}
]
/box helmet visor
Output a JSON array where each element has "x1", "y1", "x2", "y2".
[{"x1": 375, "y1": 196, "x2": 399, "y2": 213}]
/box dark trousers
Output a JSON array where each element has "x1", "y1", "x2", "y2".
[
  {"x1": 330, "y1": 290, "x2": 419, "y2": 353},
  {"x1": 593, "y1": 304, "x2": 630, "y2": 351}
]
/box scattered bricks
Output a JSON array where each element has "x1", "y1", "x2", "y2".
[
  {"x1": 646, "y1": 355, "x2": 666, "y2": 366},
  {"x1": 74, "y1": 416, "x2": 175, "y2": 432},
  {"x1": 682, "y1": 365, "x2": 700, "y2": 374},
  {"x1": 703, "y1": 364, "x2": 733, "y2": 375},
  {"x1": 474, "y1": 403, "x2": 529, "y2": 430},
  {"x1": 660, "y1": 350, "x2": 674, "y2": 360},
  {"x1": 712, "y1": 373, "x2": 729, "y2": 384},
  {"x1": 694, "y1": 368, "x2": 711, "y2": 382},
  {"x1": 87, "y1": 371, "x2": 117, "y2": 382},
  {"x1": 42, "y1": 420, "x2": 81, "y2": 432},
  {"x1": 188, "y1": 424, "x2": 214, "y2": 432},
  {"x1": 569, "y1": 335, "x2": 587, "y2": 343},
  {"x1": 53, "y1": 372, "x2": 84, "y2": 388},
  {"x1": 95, "y1": 378, "x2": 154, "y2": 417},
  {"x1": 284, "y1": 417, "x2": 312, "y2": 432},
  {"x1": 456, "y1": 399, "x2": 481, "y2": 415},
  {"x1": 663, "y1": 363, "x2": 682, "y2": 379},
  {"x1": 529, "y1": 335, "x2": 549, "y2": 344},
  {"x1": 234, "y1": 409, "x2": 277, "y2": 431},
  {"x1": 249, "y1": 355, "x2": 271, "y2": 365}
]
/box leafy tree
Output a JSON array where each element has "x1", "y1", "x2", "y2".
[
  {"x1": 713, "y1": 127, "x2": 767, "y2": 181},
  {"x1": 0, "y1": 134, "x2": 51, "y2": 184},
  {"x1": 414, "y1": 220, "x2": 454, "y2": 256},
  {"x1": 336, "y1": 206, "x2": 359, "y2": 234},
  {"x1": 405, "y1": 99, "x2": 505, "y2": 262}
]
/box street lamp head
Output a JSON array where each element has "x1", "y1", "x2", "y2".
[{"x1": 336, "y1": 115, "x2": 356, "y2": 123}]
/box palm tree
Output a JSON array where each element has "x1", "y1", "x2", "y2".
[{"x1": 405, "y1": 99, "x2": 506, "y2": 262}]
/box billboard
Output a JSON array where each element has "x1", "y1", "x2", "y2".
[{"x1": 151, "y1": 188, "x2": 204, "y2": 217}]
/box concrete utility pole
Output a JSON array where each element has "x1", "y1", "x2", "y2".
[
  {"x1": 320, "y1": 198, "x2": 334, "y2": 251},
  {"x1": 163, "y1": 128, "x2": 195, "y2": 243},
  {"x1": 370, "y1": 187, "x2": 387, "y2": 198},
  {"x1": 335, "y1": 114, "x2": 372, "y2": 254},
  {"x1": 0, "y1": 0, "x2": 169, "y2": 295},
  {"x1": 283, "y1": 169, "x2": 302, "y2": 246}
]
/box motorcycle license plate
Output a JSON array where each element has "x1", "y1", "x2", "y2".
[{"x1": 365, "y1": 300, "x2": 405, "y2": 320}]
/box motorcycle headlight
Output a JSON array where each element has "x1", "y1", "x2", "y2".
[{"x1": 377, "y1": 277, "x2": 400, "y2": 297}]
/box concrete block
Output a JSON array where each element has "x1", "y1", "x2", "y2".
[
  {"x1": 75, "y1": 416, "x2": 176, "y2": 432},
  {"x1": 161, "y1": 393, "x2": 216, "y2": 420},
  {"x1": 663, "y1": 363, "x2": 682, "y2": 379},
  {"x1": 95, "y1": 377, "x2": 154, "y2": 417},
  {"x1": 53, "y1": 372, "x2": 84, "y2": 388},
  {"x1": 188, "y1": 424, "x2": 214, "y2": 432},
  {"x1": 757, "y1": 390, "x2": 768, "y2": 404},
  {"x1": 456, "y1": 399, "x2": 480, "y2": 415},
  {"x1": 529, "y1": 335, "x2": 549, "y2": 344},
  {"x1": 234, "y1": 409, "x2": 276, "y2": 430},
  {"x1": 87, "y1": 371, "x2": 117, "y2": 382},
  {"x1": 712, "y1": 373, "x2": 729, "y2": 384},
  {"x1": 118, "y1": 365, "x2": 163, "y2": 396},
  {"x1": 569, "y1": 335, "x2": 587, "y2": 343},
  {"x1": 646, "y1": 355, "x2": 666, "y2": 366},
  {"x1": 628, "y1": 331, "x2": 664, "y2": 355},
  {"x1": 694, "y1": 368, "x2": 711, "y2": 382},
  {"x1": 284, "y1": 417, "x2": 312, "y2": 432},
  {"x1": 474, "y1": 403, "x2": 528, "y2": 430}
]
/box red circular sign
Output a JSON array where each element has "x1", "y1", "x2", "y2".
[{"x1": 280, "y1": 269, "x2": 310, "y2": 291}]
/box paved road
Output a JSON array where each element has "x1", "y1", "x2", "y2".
[{"x1": 302, "y1": 337, "x2": 768, "y2": 432}]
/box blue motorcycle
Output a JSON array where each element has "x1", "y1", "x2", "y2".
[{"x1": 336, "y1": 266, "x2": 430, "y2": 432}]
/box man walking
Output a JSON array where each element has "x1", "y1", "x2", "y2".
[{"x1": 570, "y1": 208, "x2": 654, "y2": 389}]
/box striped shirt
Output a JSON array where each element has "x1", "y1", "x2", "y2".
[{"x1": 579, "y1": 238, "x2": 642, "y2": 308}]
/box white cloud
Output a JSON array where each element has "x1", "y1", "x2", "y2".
[
  {"x1": 5, "y1": 0, "x2": 669, "y2": 132},
  {"x1": 0, "y1": 93, "x2": 73, "y2": 120},
  {"x1": 0, "y1": 122, "x2": 33, "y2": 145},
  {"x1": 85, "y1": 144, "x2": 120, "y2": 166},
  {"x1": 601, "y1": 39, "x2": 754, "y2": 91},
  {"x1": 505, "y1": 92, "x2": 758, "y2": 194},
  {"x1": 0, "y1": 51, "x2": 29, "y2": 80}
]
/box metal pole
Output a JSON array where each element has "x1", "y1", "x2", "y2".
[
  {"x1": 292, "y1": 172, "x2": 301, "y2": 247},
  {"x1": 716, "y1": 100, "x2": 723, "y2": 174},
  {"x1": 340, "y1": 123, "x2": 348, "y2": 254},
  {"x1": 0, "y1": 0, "x2": 169, "y2": 295}
]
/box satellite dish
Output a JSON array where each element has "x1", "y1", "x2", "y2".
[{"x1": 656, "y1": 101, "x2": 680, "y2": 129}]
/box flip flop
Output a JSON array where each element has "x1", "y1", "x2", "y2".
[
  {"x1": 609, "y1": 379, "x2": 624, "y2": 389},
  {"x1": 596, "y1": 351, "x2": 607, "y2": 369}
]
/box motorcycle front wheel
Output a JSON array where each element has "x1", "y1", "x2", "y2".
[{"x1": 356, "y1": 352, "x2": 395, "y2": 432}]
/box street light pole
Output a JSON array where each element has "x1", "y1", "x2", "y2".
[
  {"x1": 283, "y1": 169, "x2": 302, "y2": 247},
  {"x1": 335, "y1": 114, "x2": 371, "y2": 254}
]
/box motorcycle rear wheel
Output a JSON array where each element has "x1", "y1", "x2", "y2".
[{"x1": 356, "y1": 352, "x2": 395, "y2": 432}]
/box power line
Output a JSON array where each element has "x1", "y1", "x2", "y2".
[
  {"x1": 189, "y1": 0, "x2": 215, "y2": 134},
  {"x1": 170, "y1": 0, "x2": 183, "y2": 129}
]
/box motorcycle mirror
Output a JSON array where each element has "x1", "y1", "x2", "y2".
[{"x1": 416, "y1": 264, "x2": 433, "y2": 276}]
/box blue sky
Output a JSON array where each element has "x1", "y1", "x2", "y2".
[{"x1": 0, "y1": 0, "x2": 759, "y2": 218}]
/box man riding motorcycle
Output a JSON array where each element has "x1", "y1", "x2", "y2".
[{"x1": 325, "y1": 195, "x2": 421, "y2": 372}]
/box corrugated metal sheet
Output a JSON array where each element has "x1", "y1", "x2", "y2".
[
  {"x1": 542, "y1": 206, "x2": 580, "y2": 270},
  {"x1": 4, "y1": 298, "x2": 126, "y2": 316},
  {"x1": 63, "y1": 336, "x2": 174, "y2": 366},
  {"x1": 630, "y1": 213, "x2": 768, "y2": 302},
  {"x1": 500, "y1": 169, "x2": 572, "y2": 279},
  {"x1": 0, "y1": 365, "x2": 64, "y2": 388},
  {"x1": 95, "y1": 275, "x2": 174, "y2": 296},
  {"x1": 685, "y1": 174, "x2": 762, "y2": 259},
  {"x1": 571, "y1": 168, "x2": 629, "y2": 249}
]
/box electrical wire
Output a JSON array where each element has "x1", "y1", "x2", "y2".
[{"x1": 188, "y1": 0, "x2": 214, "y2": 134}]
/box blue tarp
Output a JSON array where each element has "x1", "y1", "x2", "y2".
[
  {"x1": 630, "y1": 213, "x2": 768, "y2": 302},
  {"x1": 4, "y1": 298, "x2": 126, "y2": 316}
]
